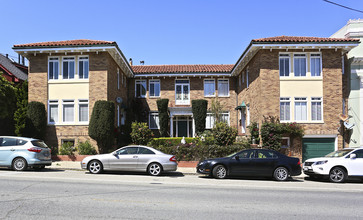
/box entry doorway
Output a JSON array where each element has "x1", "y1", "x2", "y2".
[{"x1": 173, "y1": 116, "x2": 193, "y2": 137}]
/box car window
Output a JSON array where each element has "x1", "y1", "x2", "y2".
[
  {"x1": 31, "y1": 140, "x2": 47, "y2": 148},
  {"x1": 138, "y1": 147, "x2": 155, "y2": 155},
  {"x1": 257, "y1": 150, "x2": 278, "y2": 159},
  {"x1": 0, "y1": 138, "x2": 17, "y2": 146},
  {"x1": 117, "y1": 147, "x2": 139, "y2": 155},
  {"x1": 17, "y1": 139, "x2": 28, "y2": 146},
  {"x1": 236, "y1": 150, "x2": 255, "y2": 159},
  {"x1": 326, "y1": 149, "x2": 353, "y2": 157},
  {"x1": 353, "y1": 150, "x2": 363, "y2": 158}
]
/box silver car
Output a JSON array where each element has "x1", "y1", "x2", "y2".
[
  {"x1": 0, "y1": 136, "x2": 52, "y2": 171},
  {"x1": 81, "y1": 145, "x2": 177, "y2": 176}
]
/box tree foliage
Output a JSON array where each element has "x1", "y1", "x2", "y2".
[
  {"x1": 192, "y1": 99, "x2": 208, "y2": 134},
  {"x1": 24, "y1": 101, "x2": 47, "y2": 140},
  {"x1": 88, "y1": 100, "x2": 115, "y2": 153},
  {"x1": 14, "y1": 81, "x2": 28, "y2": 136},
  {"x1": 130, "y1": 122, "x2": 154, "y2": 145},
  {"x1": 211, "y1": 98, "x2": 222, "y2": 123},
  {"x1": 0, "y1": 75, "x2": 16, "y2": 135},
  {"x1": 212, "y1": 122, "x2": 238, "y2": 146},
  {"x1": 156, "y1": 99, "x2": 169, "y2": 137}
]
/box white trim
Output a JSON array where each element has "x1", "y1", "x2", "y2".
[
  {"x1": 204, "y1": 78, "x2": 216, "y2": 97},
  {"x1": 311, "y1": 97, "x2": 323, "y2": 122},
  {"x1": 293, "y1": 53, "x2": 308, "y2": 77},
  {"x1": 77, "y1": 55, "x2": 89, "y2": 79},
  {"x1": 310, "y1": 53, "x2": 322, "y2": 77},
  {"x1": 135, "y1": 73, "x2": 230, "y2": 78},
  {"x1": 62, "y1": 99, "x2": 75, "y2": 124},
  {"x1": 279, "y1": 53, "x2": 291, "y2": 77},
  {"x1": 280, "y1": 97, "x2": 291, "y2": 122}
]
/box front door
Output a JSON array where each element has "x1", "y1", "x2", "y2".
[
  {"x1": 178, "y1": 121, "x2": 187, "y2": 137},
  {"x1": 241, "y1": 110, "x2": 246, "y2": 133}
]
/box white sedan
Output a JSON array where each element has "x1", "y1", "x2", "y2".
[
  {"x1": 81, "y1": 145, "x2": 177, "y2": 176},
  {"x1": 303, "y1": 147, "x2": 363, "y2": 183}
]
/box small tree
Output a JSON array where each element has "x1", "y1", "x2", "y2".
[
  {"x1": 24, "y1": 101, "x2": 47, "y2": 139},
  {"x1": 212, "y1": 122, "x2": 237, "y2": 146},
  {"x1": 211, "y1": 98, "x2": 222, "y2": 123},
  {"x1": 14, "y1": 81, "x2": 28, "y2": 136},
  {"x1": 78, "y1": 141, "x2": 97, "y2": 155},
  {"x1": 247, "y1": 121, "x2": 260, "y2": 144},
  {"x1": 89, "y1": 100, "x2": 115, "y2": 153},
  {"x1": 157, "y1": 99, "x2": 169, "y2": 137},
  {"x1": 260, "y1": 116, "x2": 282, "y2": 151},
  {"x1": 192, "y1": 99, "x2": 208, "y2": 134},
  {"x1": 130, "y1": 122, "x2": 154, "y2": 145}
]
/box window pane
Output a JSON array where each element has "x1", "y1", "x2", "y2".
[
  {"x1": 69, "y1": 62, "x2": 75, "y2": 79},
  {"x1": 295, "y1": 102, "x2": 307, "y2": 121},
  {"x1": 294, "y1": 57, "x2": 306, "y2": 76},
  {"x1": 280, "y1": 58, "x2": 289, "y2": 77},
  {"x1": 136, "y1": 84, "x2": 141, "y2": 97},
  {"x1": 49, "y1": 105, "x2": 58, "y2": 122},
  {"x1": 84, "y1": 61, "x2": 89, "y2": 79},
  {"x1": 311, "y1": 58, "x2": 321, "y2": 76},
  {"x1": 79, "y1": 61, "x2": 84, "y2": 78},
  {"x1": 218, "y1": 80, "x2": 229, "y2": 96},
  {"x1": 150, "y1": 83, "x2": 155, "y2": 96},
  {"x1": 54, "y1": 62, "x2": 58, "y2": 79},
  {"x1": 176, "y1": 85, "x2": 182, "y2": 100},
  {"x1": 49, "y1": 62, "x2": 54, "y2": 79},
  {"x1": 183, "y1": 85, "x2": 189, "y2": 100},
  {"x1": 63, "y1": 104, "x2": 74, "y2": 122},
  {"x1": 154, "y1": 83, "x2": 160, "y2": 96},
  {"x1": 204, "y1": 80, "x2": 215, "y2": 96},
  {"x1": 79, "y1": 104, "x2": 88, "y2": 122},
  {"x1": 63, "y1": 62, "x2": 69, "y2": 79}
]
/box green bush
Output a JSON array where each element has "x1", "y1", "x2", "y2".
[
  {"x1": 157, "y1": 99, "x2": 169, "y2": 137},
  {"x1": 261, "y1": 116, "x2": 282, "y2": 151},
  {"x1": 88, "y1": 100, "x2": 115, "y2": 153},
  {"x1": 212, "y1": 122, "x2": 237, "y2": 146},
  {"x1": 199, "y1": 130, "x2": 215, "y2": 145},
  {"x1": 148, "y1": 137, "x2": 195, "y2": 148},
  {"x1": 78, "y1": 141, "x2": 97, "y2": 155},
  {"x1": 248, "y1": 121, "x2": 260, "y2": 144},
  {"x1": 24, "y1": 101, "x2": 47, "y2": 139},
  {"x1": 130, "y1": 122, "x2": 154, "y2": 145},
  {"x1": 192, "y1": 99, "x2": 208, "y2": 134},
  {"x1": 59, "y1": 142, "x2": 75, "y2": 155},
  {"x1": 14, "y1": 81, "x2": 28, "y2": 136}
]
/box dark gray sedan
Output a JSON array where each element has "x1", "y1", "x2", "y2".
[{"x1": 81, "y1": 145, "x2": 177, "y2": 176}]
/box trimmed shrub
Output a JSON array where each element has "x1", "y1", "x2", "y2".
[
  {"x1": 192, "y1": 99, "x2": 208, "y2": 134},
  {"x1": 148, "y1": 137, "x2": 195, "y2": 148},
  {"x1": 24, "y1": 101, "x2": 47, "y2": 139},
  {"x1": 260, "y1": 116, "x2": 282, "y2": 151},
  {"x1": 157, "y1": 99, "x2": 169, "y2": 137},
  {"x1": 212, "y1": 122, "x2": 237, "y2": 146},
  {"x1": 130, "y1": 122, "x2": 154, "y2": 145},
  {"x1": 89, "y1": 100, "x2": 115, "y2": 153},
  {"x1": 14, "y1": 81, "x2": 28, "y2": 136},
  {"x1": 78, "y1": 141, "x2": 97, "y2": 155},
  {"x1": 59, "y1": 142, "x2": 75, "y2": 155}
]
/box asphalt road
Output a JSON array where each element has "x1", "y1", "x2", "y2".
[{"x1": 0, "y1": 169, "x2": 363, "y2": 220}]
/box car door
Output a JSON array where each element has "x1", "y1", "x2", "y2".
[
  {"x1": 254, "y1": 150, "x2": 278, "y2": 176},
  {"x1": 228, "y1": 149, "x2": 256, "y2": 175},
  {"x1": 137, "y1": 147, "x2": 156, "y2": 171},
  {"x1": 0, "y1": 137, "x2": 17, "y2": 166},
  {"x1": 108, "y1": 147, "x2": 139, "y2": 171},
  {"x1": 347, "y1": 150, "x2": 363, "y2": 176}
]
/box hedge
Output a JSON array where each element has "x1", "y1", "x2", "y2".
[
  {"x1": 157, "y1": 99, "x2": 169, "y2": 137},
  {"x1": 191, "y1": 99, "x2": 208, "y2": 134}
]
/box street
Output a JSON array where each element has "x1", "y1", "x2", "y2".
[{"x1": 0, "y1": 169, "x2": 363, "y2": 219}]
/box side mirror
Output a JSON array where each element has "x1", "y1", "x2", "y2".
[
  {"x1": 112, "y1": 152, "x2": 118, "y2": 156},
  {"x1": 350, "y1": 153, "x2": 356, "y2": 159},
  {"x1": 235, "y1": 155, "x2": 240, "y2": 160}
]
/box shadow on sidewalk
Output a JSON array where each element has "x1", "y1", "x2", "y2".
[{"x1": 83, "y1": 170, "x2": 185, "y2": 178}]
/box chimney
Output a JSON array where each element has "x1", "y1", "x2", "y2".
[
  {"x1": 6, "y1": 54, "x2": 8, "y2": 58},
  {"x1": 129, "y1": 58, "x2": 133, "y2": 66},
  {"x1": 140, "y1": 61, "x2": 144, "y2": 65}
]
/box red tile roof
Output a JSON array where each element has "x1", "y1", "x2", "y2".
[
  {"x1": 252, "y1": 36, "x2": 359, "y2": 43},
  {"x1": 132, "y1": 64, "x2": 234, "y2": 74},
  {"x1": 13, "y1": 39, "x2": 116, "y2": 48}
]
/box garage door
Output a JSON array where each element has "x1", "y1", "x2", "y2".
[{"x1": 302, "y1": 138, "x2": 335, "y2": 162}]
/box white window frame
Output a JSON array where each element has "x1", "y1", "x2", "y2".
[
  {"x1": 204, "y1": 79, "x2": 216, "y2": 97},
  {"x1": 280, "y1": 97, "x2": 291, "y2": 122},
  {"x1": 78, "y1": 99, "x2": 89, "y2": 123},
  {"x1": 135, "y1": 79, "x2": 147, "y2": 98},
  {"x1": 149, "y1": 112, "x2": 160, "y2": 129},
  {"x1": 310, "y1": 53, "x2": 322, "y2": 77},
  {"x1": 62, "y1": 56, "x2": 76, "y2": 80},
  {"x1": 279, "y1": 53, "x2": 290, "y2": 77},
  {"x1": 311, "y1": 97, "x2": 323, "y2": 122},
  {"x1": 294, "y1": 97, "x2": 307, "y2": 122},
  {"x1": 48, "y1": 100, "x2": 59, "y2": 124},
  {"x1": 293, "y1": 54, "x2": 307, "y2": 77},
  {"x1": 149, "y1": 79, "x2": 161, "y2": 98},
  {"x1": 218, "y1": 78, "x2": 229, "y2": 97},
  {"x1": 78, "y1": 56, "x2": 89, "y2": 79},
  {"x1": 205, "y1": 112, "x2": 215, "y2": 129},
  {"x1": 175, "y1": 79, "x2": 190, "y2": 105},
  {"x1": 220, "y1": 112, "x2": 230, "y2": 126},
  {"x1": 62, "y1": 99, "x2": 75, "y2": 123},
  {"x1": 48, "y1": 57, "x2": 60, "y2": 80}
]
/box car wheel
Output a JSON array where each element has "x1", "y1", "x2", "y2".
[
  {"x1": 212, "y1": 165, "x2": 227, "y2": 179},
  {"x1": 88, "y1": 160, "x2": 103, "y2": 174},
  {"x1": 329, "y1": 167, "x2": 346, "y2": 183},
  {"x1": 274, "y1": 167, "x2": 289, "y2": 181},
  {"x1": 12, "y1": 157, "x2": 27, "y2": 171},
  {"x1": 148, "y1": 163, "x2": 162, "y2": 176}
]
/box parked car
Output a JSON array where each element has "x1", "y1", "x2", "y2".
[
  {"x1": 81, "y1": 145, "x2": 177, "y2": 176},
  {"x1": 303, "y1": 147, "x2": 363, "y2": 183},
  {"x1": 0, "y1": 136, "x2": 52, "y2": 171},
  {"x1": 197, "y1": 148, "x2": 301, "y2": 181}
]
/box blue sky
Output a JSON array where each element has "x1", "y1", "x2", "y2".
[{"x1": 1, "y1": 0, "x2": 362, "y2": 65}]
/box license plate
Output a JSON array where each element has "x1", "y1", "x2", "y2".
[{"x1": 303, "y1": 167, "x2": 309, "y2": 171}]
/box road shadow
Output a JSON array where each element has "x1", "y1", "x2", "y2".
[
  {"x1": 198, "y1": 174, "x2": 303, "y2": 182},
  {"x1": 84, "y1": 170, "x2": 185, "y2": 178},
  {"x1": 304, "y1": 176, "x2": 363, "y2": 184},
  {"x1": 0, "y1": 167, "x2": 65, "y2": 172}
]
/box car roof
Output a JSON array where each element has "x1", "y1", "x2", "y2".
[
  {"x1": 120, "y1": 145, "x2": 164, "y2": 154},
  {"x1": 0, "y1": 136, "x2": 38, "y2": 141}
]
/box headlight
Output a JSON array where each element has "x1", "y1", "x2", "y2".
[{"x1": 314, "y1": 160, "x2": 328, "y2": 165}]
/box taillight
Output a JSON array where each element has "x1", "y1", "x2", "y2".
[
  {"x1": 28, "y1": 147, "x2": 42, "y2": 153},
  {"x1": 297, "y1": 160, "x2": 301, "y2": 166},
  {"x1": 169, "y1": 156, "x2": 176, "y2": 162}
]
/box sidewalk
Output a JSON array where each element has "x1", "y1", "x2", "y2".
[{"x1": 49, "y1": 161, "x2": 306, "y2": 179}]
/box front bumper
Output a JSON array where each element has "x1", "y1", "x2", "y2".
[
  {"x1": 303, "y1": 165, "x2": 328, "y2": 176},
  {"x1": 196, "y1": 163, "x2": 213, "y2": 175}
]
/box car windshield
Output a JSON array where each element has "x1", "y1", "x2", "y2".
[{"x1": 325, "y1": 149, "x2": 353, "y2": 158}]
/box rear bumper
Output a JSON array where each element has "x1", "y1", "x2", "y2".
[
  {"x1": 163, "y1": 162, "x2": 177, "y2": 171},
  {"x1": 27, "y1": 158, "x2": 52, "y2": 166},
  {"x1": 290, "y1": 167, "x2": 302, "y2": 176}
]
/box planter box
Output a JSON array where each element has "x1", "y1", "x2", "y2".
[
  {"x1": 52, "y1": 155, "x2": 91, "y2": 162},
  {"x1": 177, "y1": 161, "x2": 199, "y2": 167}
]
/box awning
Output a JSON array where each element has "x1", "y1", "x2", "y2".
[{"x1": 235, "y1": 101, "x2": 246, "y2": 110}]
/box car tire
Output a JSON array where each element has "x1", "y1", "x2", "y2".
[
  {"x1": 273, "y1": 167, "x2": 289, "y2": 181},
  {"x1": 12, "y1": 157, "x2": 27, "y2": 171},
  {"x1": 88, "y1": 160, "x2": 103, "y2": 174},
  {"x1": 148, "y1": 163, "x2": 162, "y2": 176},
  {"x1": 212, "y1": 165, "x2": 227, "y2": 179},
  {"x1": 329, "y1": 167, "x2": 347, "y2": 183}
]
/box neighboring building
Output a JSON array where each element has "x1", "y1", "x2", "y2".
[
  {"x1": 232, "y1": 36, "x2": 358, "y2": 161},
  {"x1": 0, "y1": 54, "x2": 28, "y2": 83},
  {"x1": 331, "y1": 19, "x2": 363, "y2": 148},
  {"x1": 13, "y1": 36, "x2": 359, "y2": 162}
]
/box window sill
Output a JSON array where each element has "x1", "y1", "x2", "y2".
[
  {"x1": 48, "y1": 79, "x2": 89, "y2": 84},
  {"x1": 48, "y1": 122, "x2": 89, "y2": 126},
  {"x1": 218, "y1": 95, "x2": 230, "y2": 98},
  {"x1": 279, "y1": 77, "x2": 322, "y2": 81},
  {"x1": 281, "y1": 120, "x2": 324, "y2": 124},
  {"x1": 149, "y1": 96, "x2": 161, "y2": 99}
]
